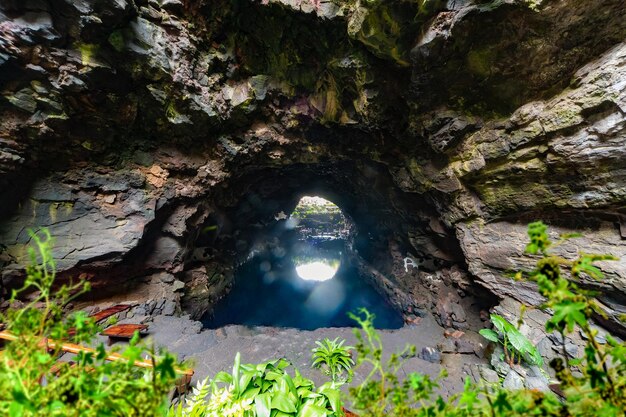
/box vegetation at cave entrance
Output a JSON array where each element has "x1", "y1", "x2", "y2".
[{"x1": 290, "y1": 196, "x2": 348, "y2": 238}]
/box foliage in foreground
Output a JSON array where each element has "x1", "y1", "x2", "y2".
[
  {"x1": 347, "y1": 221, "x2": 626, "y2": 417},
  {"x1": 0, "y1": 230, "x2": 180, "y2": 417},
  {"x1": 168, "y1": 352, "x2": 343, "y2": 417},
  {"x1": 2, "y1": 222, "x2": 626, "y2": 417}
]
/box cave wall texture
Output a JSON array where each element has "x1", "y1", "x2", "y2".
[{"x1": 0, "y1": 0, "x2": 625, "y2": 330}]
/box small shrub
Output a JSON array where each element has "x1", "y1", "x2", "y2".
[
  {"x1": 348, "y1": 308, "x2": 448, "y2": 417},
  {"x1": 479, "y1": 314, "x2": 543, "y2": 366},
  {"x1": 0, "y1": 229, "x2": 181, "y2": 417},
  {"x1": 347, "y1": 221, "x2": 626, "y2": 417},
  {"x1": 311, "y1": 337, "x2": 354, "y2": 383},
  {"x1": 168, "y1": 352, "x2": 343, "y2": 417}
]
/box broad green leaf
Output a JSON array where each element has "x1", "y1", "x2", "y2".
[
  {"x1": 49, "y1": 401, "x2": 65, "y2": 411},
  {"x1": 9, "y1": 402, "x2": 24, "y2": 417},
  {"x1": 255, "y1": 392, "x2": 272, "y2": 417},
  {"x1": 242, "y1": 386, "x2": 261, "y2": 399},
  {"x1": 479, "y1": 329, "x2": 500, "y2": 343},
  {"x1": 490, "y1": 314, "x2": 511, "y2": 334},
  {"x1": 297, "y1": 388, "x2": 316, "y2": 399},
  {"x1": 271, "y1": 391, "x2": 297, "y2": 413},
  {"x1": 506, "y1": 328, "x2": 530, "y2": 353},
  {"x1": 255, "y1": 362, "x2": 269, "y2": 373},
  {"x1": 239, "y1": 371, "x2": 254, "y2": 392},
  {"x1": 318, "y1": 386, "x2": 341, "y2": 412},
  {"x1": 528, "y1": 346, "x2": 544, "y2": 366},
  {"x1": 276, "y1": 358, "x2": 291, "y2": 370},
  {"x1": 297, "y1": 402, "x2": 329, "y2": 417},
  {"x1": 266, "y1": 370, "x2": 283, "y2": 381},
  {"x1": 284, "y1": 372, "x2": 298, "y2": 396},
  {"x1": 213, "y1": 371, "x2": 233, "y2": 384},
  {"x1": 233, "y1": 352, "x2": 241, "y2": 395}
]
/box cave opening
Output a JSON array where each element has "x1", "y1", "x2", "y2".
[{"x1": 201, "y1": 194, "x2": 404, "y2": 330}]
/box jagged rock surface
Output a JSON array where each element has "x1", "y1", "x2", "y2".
[{"x1": 0, "y1": 0, "x2": 625, "y2": 330}]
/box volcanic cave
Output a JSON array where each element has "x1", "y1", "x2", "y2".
[{"x1": 1, "y1": 0, "x2": 626, "y2": 408}]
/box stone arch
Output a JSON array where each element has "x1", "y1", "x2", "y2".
[{"x1": 177, "y1": 160, "x2": 465, "y2": 320}]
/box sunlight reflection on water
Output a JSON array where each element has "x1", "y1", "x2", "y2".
[{"x1": 295, "y1": 260, "x2": 339, "y2": 281}]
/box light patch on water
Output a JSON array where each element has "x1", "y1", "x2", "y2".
[
  {"x1": 305, "y1": 278, "x2": 345, "y2": 316},
  {"x1": 295, "y1": 260, "x2": 339, "y2": 281}
]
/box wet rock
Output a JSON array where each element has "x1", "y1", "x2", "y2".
[
  {"x1": 548, "y1": 333, "x2": 566, "y2": 346},
  {"x1": 145, "y1": 236, "x2": 183, "y2": 271},
  {"x1": 525, "y1": 376, "x2": 550, "y2": 392},
  {"x1": 158, "y1": 272, "x2": 175, "y2": 284},
  {"x1": 0, "y1": 0, "x2": 624, "y2": 341},
  {"x1": 527, "y1": 365, "x2": 546, "y2": 379},
  {"x1": 119, "y1": 314, "x2": 150, "y2": 325},
  {"x1": 564, "y1": 342, "x2": 579, "y2": 358},
  {"x1": 452, "y1": 321, "x2": 469, "y2": 330},
  {"x1": 435, "y1": 291, "x2": 467, "y2": 329},
  {"x1": 132, "y1": 306, "x2": 146, "y2": 316},
  {"x1": 424, "y1": 111, "x2": 480, "y2": 153},
  {"x1": 580, "y1": 325, "x2": 608, "y2": 344},
  {"x1": 172, "y1": 280, "x2": 185, "y2": 292},
  {"x1": 5, "y1": 88, "x2": 37, "y2": 113},
  {"x1": 490, "y1": 347, "x2": 511, "y2": 377},
  {"x1": 444, "y1": 329, "x2": 465, "y2": 339},
  {"x1": 479, "y1": 310, "x2": 489, "y2": 321},
  {"x1": 146, "y1": 300, "x2": 157, "y2": 315}
]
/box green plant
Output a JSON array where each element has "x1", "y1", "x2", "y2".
[
  {"x1": 311, "y1": 337, "x2": 354, "y2": 383},
  {"x1": 347, "y1": 222, "x2": 626, "y2": 417},
  {"x1": 479, "y1": 314, "x2": 543, "y2": 366},
  {"x1": 348, "y1": 308, "x2": 450, "y2": 417},
  {"x1": 522, "y1": 221, "x2": 625, "y2": 414},
  {"x1": 104, "y1": 315, "x2": 119, "y2": 327},
  {"x1": 168, "y1": 352, "x2": 344, "y2": 417},
  {"x1": 167, "y1": 377, "x2": 211, "y2": 417},
  {"x1": 0, "y1": 229, "x2": 181, "y2": 417}
]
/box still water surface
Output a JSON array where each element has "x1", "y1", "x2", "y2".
[{"x1": 203, "y1": 256, "x2": 403, "y2": 330}]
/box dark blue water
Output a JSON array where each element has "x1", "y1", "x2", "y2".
[{"x1": 203, "y1": 257, "x2": 404, "y2": 330}]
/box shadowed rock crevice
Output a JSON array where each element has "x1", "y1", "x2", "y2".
[
  {"x1": 1, "y1": 0, "x2": 626, "y2": 336},
  {"x1": 178, "y1": 161, "x2": 466, "y2": 320}
]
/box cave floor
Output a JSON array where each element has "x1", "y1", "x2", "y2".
[{"x1": 113, "y1": 312, "x2": 488, "y2": 399}]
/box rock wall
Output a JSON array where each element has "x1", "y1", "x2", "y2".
[{"x1": 1, "y1": 0, "x2": 625, "y2": 328}]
